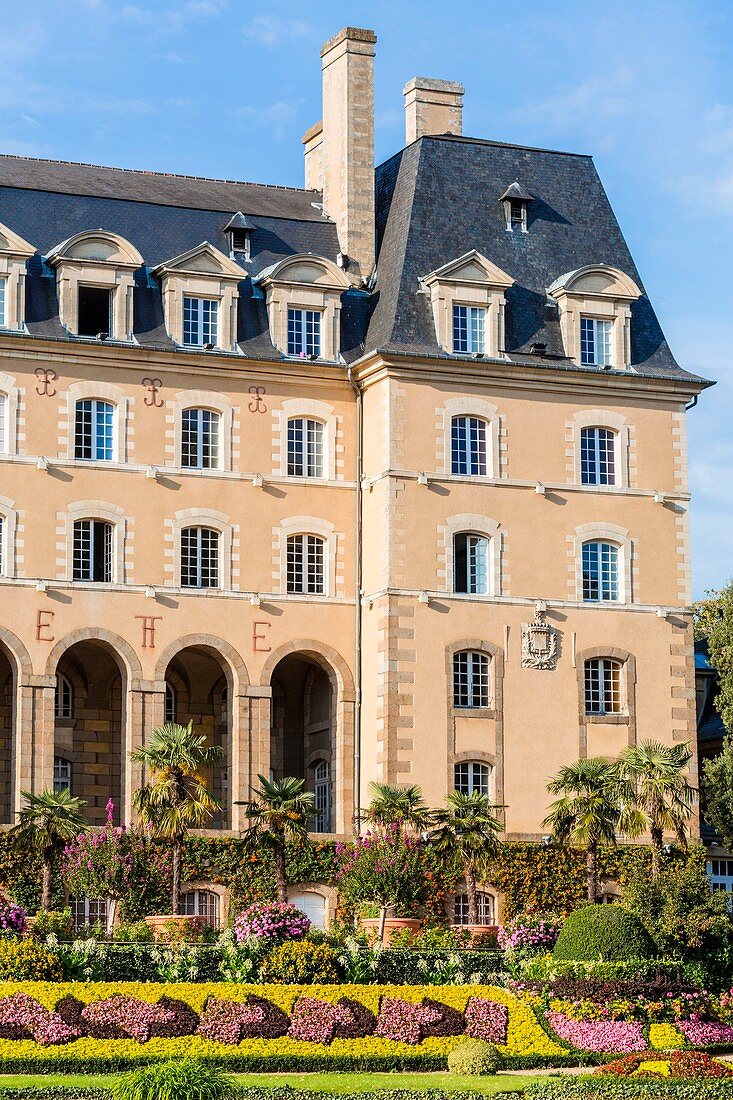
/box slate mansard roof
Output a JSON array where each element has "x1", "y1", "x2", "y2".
[{"x1": 0, "y1": 140, "x2": 709, "y2": 384}]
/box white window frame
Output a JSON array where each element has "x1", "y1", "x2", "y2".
[
  {"x1": 451, "y1": 415, "x2": 488, "y2": 476},
  {"x1": 72, "y1": 519, "x2": 114, "y2": 583},
  {"x1": 275, "y1": 399, "x2": 336, "y2": 481},
  {"x1": 573, "y1": 522, "x2": 631, "y2": 605},
  {"x1": 287, "y1": 307, "x2": 322, "y2": 358},
  {"x1": 74, "y1": 399, "x2": 115, "y2": 462},
  {"x1": 0, "y1": 277, "x2": 5, "y2": 328},
  {"x1": 453, "y1": 532, "x2": 489, "y2": 595},
  {"x1": 171, "y1": 509, "x2": 232, "y2": 590},
  {"x1": 181, "y1": 888, "x2": 221, "y2": 928},
  {"x1": 580, "y1": 316, "x2": 613, "y2": 367},
  {"x1": 287, "y1": 417, "x2": 325, "y2": 478},
  {"x1": 584, "y1": 657, "x2": 623, "y2": 716},
  {"x1": 65, "y1": 500, "x2": 125, "y2": 585},
  {"x1": 580, "y1": 426, "x2": 617, "y2": 486},
  {"x1": 453, "y1": 650, "x2": 491, "y2": 709},
  {"x1": 70, "y1": 897, "x2": 108, "y2": 932},
  {"x1": 180, "y1": 526, "x2": 220, "y2": 589},
  {"x1": 453, "y1": 891, "x2": 495, "y2": 925},
  {"x1": 452, "y1": 304, "x2": 486, "y2": 354},
  {"x1": 53, "y1": 757, "x2": 72, "y2": 795},
  {"x1": 0, "y1": 373, "x2": 20, "y2": 457},
  {"x1": 181, "y1": 407, "x2": 220, "y2": 470},
  {"x1": 286, "y1": 533, "x2": 326, "y2": 595},
  {"x1": 55, "y1": 674, "x2": 74, "y2": 720},
  {"x1": 582, "y1": 540, "x2": 620, "y2": 603},
  {"x1": 708, "y1": 859, "x2": 733, "y2": 911},
  {"x1": 571, "y1": 411, "x2": 629, "y2": 490},
  {"x1": 0, "y1": 497, "x2": 18, "y2": 579},
  {"x1": 277, "y1": 516, "x2": 335, "y2": 597},
  {"x1": 313, "y1": 760, "x2": 331, "y2": 833},
  {"x1": 454, "y1": 760, "x2": 492, "y2": 796},
  {"x1": 183, "y1": 296, "x2": 219, "y2": 348},
  {"x1": 66, "y1": 382, "x2": 129, "y2": 465}
]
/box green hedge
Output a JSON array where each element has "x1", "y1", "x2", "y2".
[
  {"x1": 526, "y1": 1080, "x2": 733, "y2": 1098},
  {"x1": 553, "y1": 907, "x2": 656, "y2": 962}
]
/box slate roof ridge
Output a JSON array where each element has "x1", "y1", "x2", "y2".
[{"x1": 376, "y1": 132, "x2": 594, "y2": 165}]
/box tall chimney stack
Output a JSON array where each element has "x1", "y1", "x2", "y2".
[
  {"x1": 403, "y1": 77, "x2": 464, "y2": 144},
  {"x1": 318, "y1": 27, "x2": 377, "y2": 281}
]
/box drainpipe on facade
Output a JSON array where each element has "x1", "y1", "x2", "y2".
[{"x1": 347, "y1": 366, "x2": 363, "y2": 835}]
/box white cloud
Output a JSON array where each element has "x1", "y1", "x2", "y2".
[{"x1": 242, "y1": 15, "x2": 314, "y2": 47}]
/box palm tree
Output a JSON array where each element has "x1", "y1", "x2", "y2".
[
  {"x1": 543, "y1": 758, "x2": 635, "y2": 903},
  {"x1": 616, "y1": 741, "x2": 698, "y2": 877},
  {"x1": 431, "y1": 791, "x2": 504, "y2": 925},
  {"x1": 131, "y1": 721, "x2": 223, "y2": 914},
  {"x1": 236, "y1": 776, "x2": 315, "y2": 902},
  {"x1": 12, "y1": 789, "x2": 88, "y2": 911},
  {"x1": 364, "y1": 782, "x2": 434, "y2": 832}
]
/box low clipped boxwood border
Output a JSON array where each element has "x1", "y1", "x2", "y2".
[{"x1": 526, "y1": 1080, "x2": 733, "y2": 1098}]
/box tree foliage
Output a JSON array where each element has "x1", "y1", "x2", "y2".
[
  {"x1": 702, "y1": 735, "x2": 733, "y2": 850},
  {"x1": 694, "y1": 582, "x2": 733, "y2": 733}
]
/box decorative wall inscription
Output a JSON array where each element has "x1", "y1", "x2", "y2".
[
  {"x1": 252, "y1": 620, "x2": 271, "y2": 652},
  {"x1": 135, "y1": 615, "x2": 162, "y2": 649},
  {"x1": 35, "y1": 609, "x2": 55, "y2": 642},
  {"x1": 521, "y1": 604, "x2": 558, "y2": 670},
  {"x1": 34, "y1": 368, "x2": 57, "y2": 397},
  {"x1": 248, "y1": 386, "x2": 267, "y2": 414},
  {"x1": 142, "y1": 377, "x2": 163, "y2": 407}
]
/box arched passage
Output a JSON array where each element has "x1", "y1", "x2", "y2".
[{"x1": 0, "y1": 644, "x2": 15, "y2": 823}]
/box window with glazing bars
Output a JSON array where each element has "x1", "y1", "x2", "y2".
[
  {"x1": 584, "y1": 658, "x2": 622, "y2": 715},
  {"x1": 181, "y1": 890, "x2": 220, "y2": 928},
  {"x1": 454, "y1": 760, "x2": 491, "y2": 795},
  {"x1": 313, "y1": 760, "x2": 331, "y2": 832},
  {"x1": 53, "y1": 757, "x2": 72, "y2": 795},
  {"x1": 70, "y1": 897, "x2": 107, "y2": 932},
  {"x1": 286, "y1": 534, "x2": 325, "y2": 594},
  {"x1": 164, "y1": 682, "x2": 176, "y2": 724},
  {"x1": 580, "y1": 426, "x2": 616, "y2": 485},
  {"x1": 580, "y1": 316, "x2": 612, "y2": 366},
  {"x1": 181, "y1": 408, "x2": 220, "y2": 469},
  {"x1": 454, "y1": 891, "x2": 494, "y2": 924},
  {"x1": 183, "y1": 296, "x2": 218, "y2": 347},
  {"x1": 75, "y1": 399, "x2": 114, "y2": 461},
  {"x1": 0, "y1": 515, "x2": 3, "y2": 576},
  {"x1": 73, "y1": 520, "x2": 112, "y2": 582},
  {"x1": 180, "y1": 526, "x2": 219, "y2": 588},
  {"x1": 453, "y1": 651, "x2": 490, "y2": 708},
  {"x1": 451, "y1": 416, "x2": 487, "y2": 475},
  {"x1": 0, "y1": 277, "x2": 6, "y2": 328},
  {"x1": 287, "y1": 308, "x2": 321, "y2": 357},
  {"x1": 287, "y1": 417, "x2": 324, "y2": 477},
  {"x1": 452, "y1": 304, "x2": 486, "y2": 354},
  {"x1": 55, "y1": 674, "x2": 74, "y2": 719},
  {"x1": 582, "y1": 541, "x2": 620, "y2": 602},
  {"x1": 0, "y1": 392, "x2": 6, "y2": 455},
  {"x1": 453, "y1": 532, "x2": 489, "y2": 594}
]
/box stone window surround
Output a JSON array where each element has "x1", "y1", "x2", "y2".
[
  {"x1": 569, "y1": 409, "x2": 629, "y2": 489},
  {"x1": 0, "y1": 495, "x2": 18, "y2": 578},
  {"x1": 441, "y1": 513, "x2": 503, "y2": 597},
  {"x1": 169, "y1": 389, "x2": 233, "y2": 473},
  {"x1": 548, "y1": 265, "x2": 642, "y2": 371},
  {"x1": 438, "y1": 396, "x2": 502, "y2": 479},
  {"x1": 171, "y1": 507, "x2": 233, "y2": 591},
  {"x1": 0, "y1": 372, "x2": 19, "y2": 456},
  {"x1": 444, "y1": 638, "x2": 505, "y2": 810},
  {"x1": 274, "y1": 397, "x2": 337, "y2": 480},
  {"x1": 276, "y1": 515, "x2": 336, "y2": 598},
  {"x1": 572, "y1": 521, "x2": 633, "y2": 605},
  {"x1": 65, "y1": 380, "x2": 130, "y2": 465},
  {"x1": 576, "y1": 646, "x2": 637, "y2": 758},
  {"x1": 0, "y1": 221, "x2": 35, "y2": 332},
  {"x1": 449, "y1": 882, "x2": 499, "y2": 924},
  {"x1": 257, "y1": 254, "x2": 350, "y2": 363},
  {"x1": 153, "y1": 243, "x2": 244, "y2": 352},
  {"x1": 420, "y1": 250, "x2": 514, "y2": 360},
  {"x1": 47, "y1": 230, "x2": 143, "y2": 342},
  {"x1": 64, "y1": 499, "x2": 127, "y2": 585}
]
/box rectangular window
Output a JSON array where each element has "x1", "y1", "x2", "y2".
[
  {"x1": 0, "y1": 392, "x2": 5, "y2": 454},
  {"x1": 0, "y1": 277, "x2": 6, "y2": 327},
  {"x1": 708, "y1": 861, "x2": 733, "y2": 910},
  {"x1": 452, "y1": 305, "x2": 486, "y2": 354},
  {"x1": 453, "y1": 533, "x2": 489, "y2": 594},
  {"x1": 181, "y1": 527, "x2": 219, "y2": 588},
  {"x1": 181, "y1": 408, "x2": 220, "y2": 469},
  {"x1": 73, "y1": 520, "x2": 112, "y2": 583},
  {"x1": 584, "y1": 658, "x2": 622, "y2": 715},
  {"x1": 454, "y1": 761, "x2": 491, "y2": 796},
  {"x1": 453, "y1": 651, "x2": 490, "y2": 708},
  {"x1": 582, "y1": 542, "x2": 619, "y2": 602},
  {"x1": 75, "y1": 399, "x2": 114, "y2": 461},
  {"x1": 287, "y1": 418, "x2": 324, "y2": 477},
  {"x1": 581, "y1": 427, "x2": 616, "y2": 486},
  {"x1": 580, "y1": 317, "x2": 613, "y2": 366},
  {"x1": 77, "y1": 286, "x2": 112, "y2": 338},
  {"x1": 287, "y1": 534, "x2": 325, "y2": 594},
  {"x1": 71, "y1": 897, "x2": 107, "y2": 933},
  {"x1": 183, "y1": 297, "x2": 218, "y2": 348},
  {"x1": 314, "y1": 762, "x2": 331, "y2": 833},
  {"x1": 53, "y1": 757, "x2": 72, "y2": 795},
  {"x1": 451, "y1": 416, "x2": 487, "y2": 476},
  {"x1": 454, "y1": 892, "x2": 494, "y2": 925},
  {"x1": 287, "y1": 308, "x2": 321, "y2": 357}
]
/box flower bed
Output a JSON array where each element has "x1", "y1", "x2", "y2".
[
  {"x1": 546, "y1": 1010, "x2": 646, "y2": 1053},
  {"x1": 596, "y1": 1050, "x2": 733, "y2": 1078}
]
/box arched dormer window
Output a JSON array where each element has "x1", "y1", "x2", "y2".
[
  {"x1": 255, "y1": 254, "x2": 350, "y2": 363},
  {"x1": 547, "y1": 266, "x2": 642, "y2": 371},
  {"x1": 0, "y1": 221, "x2": 35, "y2": 332},
  {"x1": 421, "y1": 250, "x2": 514, "y2": 359},
  {"x1": 47, "y1": 231, "x2": 143, "y2": 342},
  {"x1": 153, "y1": 242, "x2": 244, "y2": 352}
]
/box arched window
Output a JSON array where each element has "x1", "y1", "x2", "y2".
[
  {"x1": 181, "y1": 888, "x2": 220, "y2": 929},
  {"x1": 453, "y1": 651, "x2": 490, "y2": 709},
  {"x1": 164, "y1": 682, "x2": 176, "y2": 724},
  {"x1": 454, "y1": 761, "x2": 491, "y2": 796},
  {"x1": 287, "y1": 418, "x2": 324, "y2": 478},
  {"x1": 451, "y1": 416, "x2": 487, "y2": 476},
  {"x1": 55, "y1": 674, "x2": 74, "y2": 719},
  {"x1": 73, "y1": 520, "x2": 113, "y2": 582},
  {"x1": 580, "y1": 427, "x2": 616, "y2": 486},
  {"x1": 53, "y1": 757, "x2": 72, "y2": 795},
  {"x1": 582, "y1": 541, "x2": 619, "y2": 602},
  {"x1": 287, "y1": 534, "x2": 325, "y2": 594},
  {"x1": 584, "y1": 657, "x2": 623, "y2": 715},
  {"x1": 453, "y1": 533, "x2": 489, "y2": 594},
  {"x1": 74, "y1": 399, "x2": 114, "y2": 462},
  {"x1": 181, "y1": 526, "x2": 219, "y2": 588},
  {"x1": 454, "y1": 891, "x2": 495, "y2": 925},
  {"x1": 181, "y1": 408, "x2": 219, "y2": 469},
  {"x1": 313, "y1": 760, "x2": 331, "y2": 833}
]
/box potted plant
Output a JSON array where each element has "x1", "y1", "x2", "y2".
[{"x1": 431, "y1": 790, "x2": 503, "y2": 942}]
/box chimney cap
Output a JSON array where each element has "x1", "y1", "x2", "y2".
[
  {"x1": 321, "y1": 26, "x2": 377, "y2": 56},
  {"x1": 224, "y1": 211, "x2": 257, "y2": 233},
  {"x1": 499, "y1": 181, "x2": 534, "y2": 203},
  {"x1": 403, "y1": 76, "x2": 465, "y2": 96}
]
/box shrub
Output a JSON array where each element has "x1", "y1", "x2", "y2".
[
  {"x1": 157, "y1": 917, "x2": 208, "y2": 945},
  {"x1": 335, "y1": 825, "x2": 431, "y2": 916},
  {"x1": 0, "y1": 897, "x2": 26, "y2": 937},
  {"x1": 259, "y1": 940, "x2": 340, "y2": 984},
  {"x1": 112, "y1": 922, "x2": 153, "y2": 944},
  {"x1": 597, "y1": 1050, "x2": 733, "y2": 1079},
  {"x1": 196, "y1": 996, "x2": 288, "y2": 1042},
  {"x1": 553, "y1": 906, "x2": 656, "y2": 962},
  {"x1": 111, "y1": 1058, "x2": 237, "y2": 1100},
  {"x1": 447, "y1": 1038, "x2": 503, "y2": 1075},
  {"x1": 29, "y1": 910, "x2": 72, "y2": 941},
  {"x1": 234, "y1": 902, "x2": 310, "y2": 944},
  {"x1": 0, "y1": 939, "x2": 62, "y2": 980},
  {"x1": 498, "y1": 912, "x2": 563, "y2": 963}
]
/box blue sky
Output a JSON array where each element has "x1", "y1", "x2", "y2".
[{"x1": 2, "y1": 0, "x2": 731, "y2": 598}]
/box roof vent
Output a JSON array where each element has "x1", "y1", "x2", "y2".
[
  {"x1": 529, "y1": 341, "x2": 547, "y2": 355},
  {"x1": 224, "y1": 211, "x2": 256, "y2": 260},
  {"x1": 499, "y1": 182, "x2": 533, "y2": 234}
]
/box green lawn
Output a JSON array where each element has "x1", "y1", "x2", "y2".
[{"x1": 0, "y1": 1072, "x2": 548, "y2": 1095}]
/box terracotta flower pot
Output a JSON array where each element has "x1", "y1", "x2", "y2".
[
  {"x1": 451, "y1": 922, "x2": 499, "y2": 946},
  {"x1": 359, "y1": 916, "x2": 423, "y2": 945}
]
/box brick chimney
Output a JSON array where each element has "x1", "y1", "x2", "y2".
[
  {"x1": 403, "y1": 77, "x2": 464, "y2": 144},
  {"x1": 304, "y1": 27, "x2": 377, "y2": 282}
]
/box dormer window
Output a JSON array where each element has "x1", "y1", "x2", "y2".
[
  {"x1": 499, "y1": 182, "x2": 533, "y2": 233},
  {"x1": 183, "y1": 297, "x2": 218, "y2": 348},
  {"x1": 153, "y1": 242, "x2": 244, "y2": 352},
  {"x1": 256, "y1": 254, "x2": 350, "y2": 363},
  {"x1": 0, "y1": 220, "x2": 35, "y2": 332},
  {"x1": 421, "y1": 250, "x2": 513, "y2": 359},
  {"x1": 288, "y1": 308, "x2": 321, "y2": 358},
  {"x1": 47, "y1": 230, "x2": 143, "y2": 341},
  {"x1": 224, "y1": 212, "x2": 256, "y2": 261},
  {"x1": 548, "y1": 265, "x2": 642, "y2": 371}
]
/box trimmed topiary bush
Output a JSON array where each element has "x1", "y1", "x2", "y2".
[
  {"x1": 553, "y1": 905, "x2": 655, "y2": 962},
  {"x1": 258, "y1": 940, "x2": 341, "y2": 984},
  {"x1": 447, "y1": 1038, "x2": 503, "y2": 1075}
]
